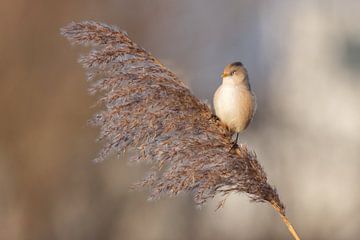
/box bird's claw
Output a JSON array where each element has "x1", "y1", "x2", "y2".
[
  {"x1": 229, "y1": 142, "x2": 239, "y2": 152},
  {"x1": 209, "y1": 113, "x2": 220, "y2": 121}
]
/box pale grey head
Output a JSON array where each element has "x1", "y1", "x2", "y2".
[{"x1": 221, "y1": 62, "x2": 250, "y2": 89}]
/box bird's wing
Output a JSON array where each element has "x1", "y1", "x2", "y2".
[{"x1": 251, "y1": 92, "x2": 257, "y2": 120}]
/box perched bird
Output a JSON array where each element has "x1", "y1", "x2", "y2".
[{"x1": 213, "y1": 62, "x2": 256, "y2": 146}]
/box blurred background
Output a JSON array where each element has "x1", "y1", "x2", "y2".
[{"x1": 1, "y1": 0, "x2": 360, "y2": 239}]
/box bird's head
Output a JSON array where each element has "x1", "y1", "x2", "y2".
[{"x1": 221, "y1": 62, "x2": 249, "y2": 87}]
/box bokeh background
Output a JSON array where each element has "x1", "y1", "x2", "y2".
[{"x1": 1, "y1": 0, "x2": 360, "y2": 239}]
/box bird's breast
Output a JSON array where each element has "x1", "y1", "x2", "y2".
[{"x1": 214, "y1": 84, "x2": 255, "y2": 132}]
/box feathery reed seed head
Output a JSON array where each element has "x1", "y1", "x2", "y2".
[{"x1": 61, "y1": 21, "x2": 285, "y2": 214}]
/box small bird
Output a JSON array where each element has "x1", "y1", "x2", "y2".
[{"x1": 213, "y1": 62, "x2": 256, "y2": 147}]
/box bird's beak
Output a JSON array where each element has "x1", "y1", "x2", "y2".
[{"x1": 221, "y1": 73, "x2": 229, "y2": 78}]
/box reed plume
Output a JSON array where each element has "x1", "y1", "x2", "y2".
[{"x1": 61, "y1": 21, "x2": 300, "y2": 240}]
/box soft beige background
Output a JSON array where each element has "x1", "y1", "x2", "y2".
[{"x1": 1, "y1": 0, "x2": 360, "y2": 239}]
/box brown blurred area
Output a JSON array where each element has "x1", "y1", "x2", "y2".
[{"x1": 1, "y1": 0, "x2": 360, "y2": 239}]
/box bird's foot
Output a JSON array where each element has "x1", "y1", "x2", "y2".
[
  {"x1": 229, "y1": 132, "x2": 240, "y2": 152},
  {"x1": 229, "y1": 142, "x2": 239, "y2": 152},
  {"x1": 209, "y1": 113, "x2": 220, "y2": 121}
]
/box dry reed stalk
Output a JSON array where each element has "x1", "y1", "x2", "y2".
[{"x1": 61, "y1": 21, "x2": 300, "y2": 239}]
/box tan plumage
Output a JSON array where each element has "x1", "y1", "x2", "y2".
[{"x1": 214, "y1": 62, "x2": 256, "y2": 142}]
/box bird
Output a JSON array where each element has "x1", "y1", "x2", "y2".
[{"x1": 213, "y1": 62, "x2": 256, "y2": 147}]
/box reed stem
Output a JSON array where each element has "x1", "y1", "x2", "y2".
[{"x1": 271, "y1": 200, "x2": 300, "y2": 240}]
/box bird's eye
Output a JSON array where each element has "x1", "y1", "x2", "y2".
[{"x1": 230, "y1": 70, "x2": 236, "y2": 75}]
